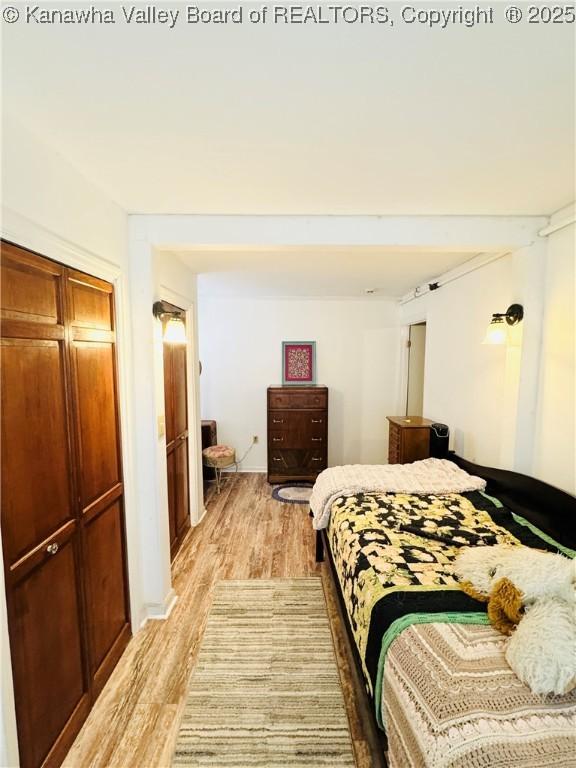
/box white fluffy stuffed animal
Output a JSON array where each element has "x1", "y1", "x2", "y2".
[{"x1": 454, "y1": 545, "x2": 576, "y2": 695}]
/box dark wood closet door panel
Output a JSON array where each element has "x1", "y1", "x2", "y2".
[
  {"x1": 0, "y1": 244, "x2": 63, "y2": 325},
  {"x1": 71, "y1": 342, "x2": 121, "y2": 506},
  {"x1": 174, "y1": 439, "x2": 190, "y2": 536},
  {"x1": 172, "y1": 345, "x2": 188, "y2": 438},
  {"x1": 0, "y1": 339, "x2": 73, "y2": 563},
  {"x1": 164, "y1": 344, "x2": 175, "y2": 444},
  {"x1": 67, "y1": 271, "x2": 113, "y2": 330},
  {"x1": 65, "y1": 268, "x2": 130, "y2": 698},
  {"x1": 10, "y1": 540, "x2": 88, "y2": 768},
  {"x1": 83, "y1": 500, "x2": 129, "y2": 676},
  {"x1": 163, "y1": 316, "x2": 190, "y2": 558},
  {"x1": 166, "y1": 448, "x2": 177, "y2": 544},
  {"x1": 1, "y1": 242, "x2": 132, "y2": 768}
]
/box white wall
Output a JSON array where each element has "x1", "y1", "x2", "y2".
[
  {"x1": 198, "y1": 297, "x2": 400, "y2": 470},
  {"x1": 532, "y1": 205, "x2": 575, "y2": 493},
  {"x1": 400, "y1": 213, "x2": 575, "y2": 494},
  {"x1": 2, "y1": 114, "x2": 127, "y2": 267},
  {"x1": 402, "y1": 254, "x2": 520, "y2": 465},
  {"x1": 136, "y1": 252, "x2": 202, "y2": 620}
]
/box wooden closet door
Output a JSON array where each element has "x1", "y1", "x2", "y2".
[
  {"x1": 66, "y1": 269, "x2": 131, "y2": 696},
  {"x1": 163, "y1": 324, "x2": 190, "y2": 559},
  {"x1": 1, "y1": 244, "x2": 90, "y2": 768},
  {"x1": 164, "y1": 344, "x2": 178, "y2": 545},
  {"x1": 172, "y1": 344, "x2": 190, "y2": 539}
]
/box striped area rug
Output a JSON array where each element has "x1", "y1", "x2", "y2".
[{"x1": 172, "y1": 579, "x2": 355, "y2": 767}]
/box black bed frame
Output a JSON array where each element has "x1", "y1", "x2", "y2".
[{"x1": 314, "y1": 455, "x2": 576, "y2": 767}]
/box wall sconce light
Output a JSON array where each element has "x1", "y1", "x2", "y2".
[
  {"x1": 153, "y1": 300, "x2": 187, "y2": 345},
  {"x1": 483, "y1": 303, "x2": 524, "y2": 345}
]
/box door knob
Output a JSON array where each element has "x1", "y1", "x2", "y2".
[{"x1": 46, "y1": 543, "x2": 59, "y2": 555}]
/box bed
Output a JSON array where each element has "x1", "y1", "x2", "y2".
[{"x1": 311, "y1": 457, "x2": 576, "y2": 768}]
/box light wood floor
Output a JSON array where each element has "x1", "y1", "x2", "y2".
[{"x1": 64, "y1": 473, "x2": 377, "y2": 768}]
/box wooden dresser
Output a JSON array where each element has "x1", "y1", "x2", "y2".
[
  {"x1": 267, "y1": 386, "x2": 328, "y2": 483},
  {"x1": 387, "y1": 416, "x2": 433, "y2": 464}
]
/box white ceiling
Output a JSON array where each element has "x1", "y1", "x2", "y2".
[
  {"x1": 2, "y1": 5, "x2": 574, "y2": 215},
  {"x1": 173, "y1": 247, "x2": 479, "y2": 298}
]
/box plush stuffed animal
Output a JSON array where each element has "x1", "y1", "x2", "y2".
[{"x1": 454, "y1": 544, "x2": 576, "y2": 695}]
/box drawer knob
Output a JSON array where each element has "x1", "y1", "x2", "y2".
[
  {"x1": 46, "y1": 543, "x2": 59, "y2": 556},
  {"x1": 272, "y1": 458, "x2": 282, "y2": 462},
  {"x1": 311, "y1": 457, "x2": 322, "y2": 462},
  {"x1": 311, "y1": 437, "x2": 322, "y2": 442},
  {"x1": 311, "y1": 419, "x2": 322, "y2": 424},
  {"x1": 272, "y1": 437, "x2": 284, "y2": 442},
  {"x1": 272, "y1": 419, "x2": 284, "y2": 424}
]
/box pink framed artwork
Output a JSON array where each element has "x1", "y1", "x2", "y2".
[{"x1": 282, "y1": 341, "x2": 316, "y2": 385}]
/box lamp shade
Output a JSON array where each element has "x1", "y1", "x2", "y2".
[
  {"x1": 163, "y1": 317, "x2": 187, "y2": 344},
  {"x1": 482, "y1": 317, "x2": 507, "y2": 345}
]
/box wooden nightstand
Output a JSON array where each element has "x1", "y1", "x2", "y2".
[{"x1": 387, "y1": 416, "x2": 433, "y2": 464}]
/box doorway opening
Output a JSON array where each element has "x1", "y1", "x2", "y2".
[{"x1": 406, "y1": 322, "x2": 427, "y2": 417}]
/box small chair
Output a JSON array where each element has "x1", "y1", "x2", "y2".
[{"x1": 202, "y1": 445, "x2": 236, "y2": 494}]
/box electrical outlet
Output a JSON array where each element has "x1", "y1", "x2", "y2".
[{"x1": 253, "y1": 435, "x2": 259, "y2": 444}]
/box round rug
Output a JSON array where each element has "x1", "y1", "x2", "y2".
[{"x1": 272, "y1": 483, "x2": 313, "y2": 504}]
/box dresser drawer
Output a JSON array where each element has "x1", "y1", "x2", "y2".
[
  {"x1": 268, "y1": 410, "x2": 327, "y2": 449},
  {"x1": 269, "y1": 413, "x2": 289, "y2": 428},
  {"x1": 270, "y1": 433, "x2": 326, "y2": 450},
  {"x1": 269, "y1": 448, "x2": 327, "y2": 475},
  {"x1": 306, "y1": 450, "x2": 327, "y2": 470},
  {"x1": 269, "y1": 432, "x2": 327, "y2": 449},
  {"x1": 268, "y1": 390, "x2": 328, "y2": 410},
  {"x1": 269, "y1": 431, "x2": 288, "y2": 447}
]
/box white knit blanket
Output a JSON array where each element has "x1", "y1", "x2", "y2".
[{"x1": 310, "y1": 458, "x2": 486, "y2": 530}]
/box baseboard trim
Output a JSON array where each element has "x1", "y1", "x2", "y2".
[
  {"x1": 140, "y1": 589, "x2": 178, "y2": 629},
  {"x1": 193, "y1": 507, "x2": 208, "y2": 527}
]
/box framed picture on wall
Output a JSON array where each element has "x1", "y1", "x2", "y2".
[{"x1": 282, "y1": 341, "x2": 316, "y2": 386}]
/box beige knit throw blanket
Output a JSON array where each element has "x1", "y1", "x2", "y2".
[{"x1": 310, "y1": 458, "x2": 486, "y2": 530}]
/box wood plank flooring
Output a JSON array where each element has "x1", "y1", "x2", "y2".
[{"x1": 63, "y1": 473, "x2": 377, "y2": 768}]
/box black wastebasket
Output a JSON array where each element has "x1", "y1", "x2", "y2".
[{"x1": 430, "y1": 423, "x2": 449, "y2": 458}]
